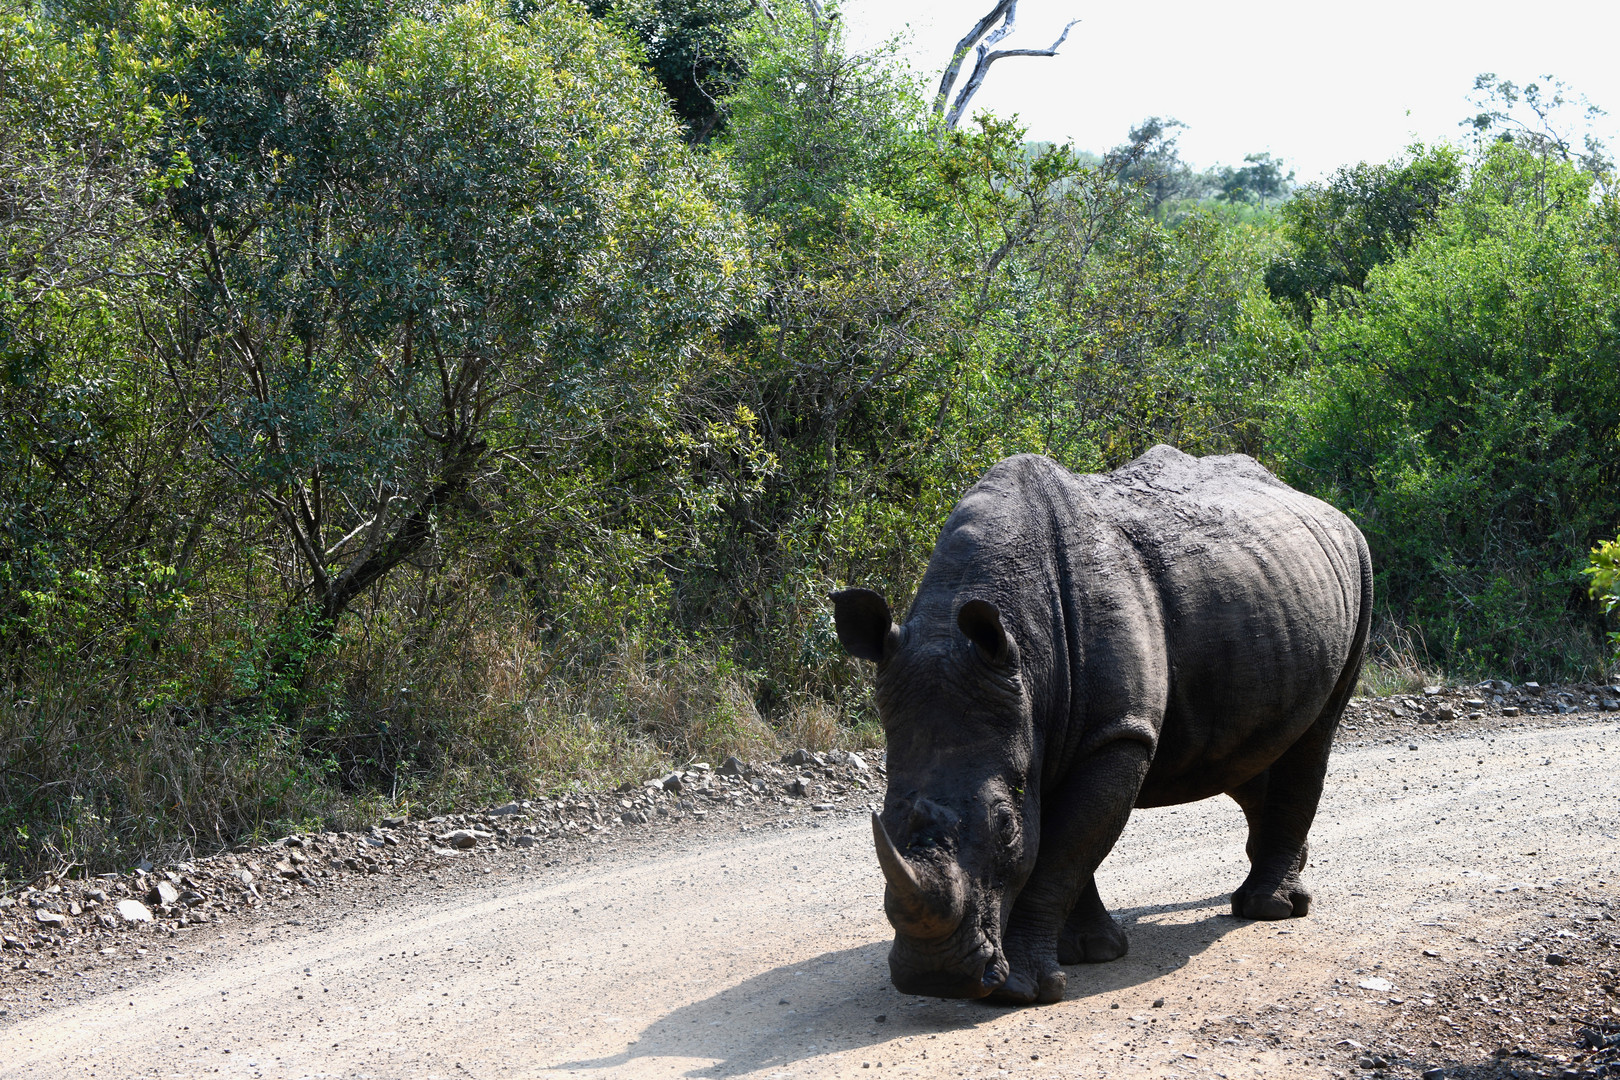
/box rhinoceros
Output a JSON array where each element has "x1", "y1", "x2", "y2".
[{"x1": 832, "y1": 446, "x2": 1371, "y2": 1005}]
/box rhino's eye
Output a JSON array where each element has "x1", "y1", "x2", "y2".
[{"x1": 992, "y1": 801, "x2": 1019, "y2": 846}]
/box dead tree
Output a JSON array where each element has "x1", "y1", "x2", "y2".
[{"x1": 934, "y1": 1, "x2": 1078, "y2": 132}]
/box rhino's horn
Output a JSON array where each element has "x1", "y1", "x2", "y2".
[{"x1": 872, "y1": 812, "x2": 964, "y2": 939}]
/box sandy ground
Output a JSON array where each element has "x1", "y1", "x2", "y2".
[{"x1": 2, "y1": 715, "x2": 1618, "y2": 1080}]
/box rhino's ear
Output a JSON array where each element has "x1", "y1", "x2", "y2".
[
  {"x1": 831, "y1": 588, "x2": 900, "y2": 663},
  {"x1": 958, "y1": 598, "x2": 1012, "y2": 665}
]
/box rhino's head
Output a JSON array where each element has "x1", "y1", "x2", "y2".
[{"x1": 832, "y1": 587, "x2": 1038, "y2": 998}]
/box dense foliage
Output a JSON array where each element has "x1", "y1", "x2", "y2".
[
  {"x1": 1270, "y1": 143, "x2": 1620, "y2": 675},
  {"x1": 1, "y1": 0, "x2": 1615, "y2": 879}
]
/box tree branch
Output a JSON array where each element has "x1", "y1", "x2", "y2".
[
  {"x1": 942, "y1": 8, "x2": 1079, "y2": 132},
  {"x1": 933, "y1": 0, "x2": 1015, "y2": 121}
]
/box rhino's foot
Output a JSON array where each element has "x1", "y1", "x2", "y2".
[
  {"x1": 988, "y1": 964, "x2": 1065, "y2": 1006},
  {"x1": 1232, "y1": 877, "x2": 1312, "y2": 920},
  {"x1": 1057, "y1": 913, "x2": 1128, "y2": 964}
]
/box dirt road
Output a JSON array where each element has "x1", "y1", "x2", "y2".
[{"x1": 3, "y1": 717, "x2": 1618, "y2": 1079}]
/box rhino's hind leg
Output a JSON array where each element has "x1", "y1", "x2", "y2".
[
  {"x1": 1057, "y1": 877, "x2": 1128, "y2": 964},
  {"x1": 1227, "y1": 729, "x2": 1329, "y2": 921}
]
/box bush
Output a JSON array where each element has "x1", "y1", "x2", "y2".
[{"x1": 1270, "y1": 142, "x2": 1620, "y2": 677}]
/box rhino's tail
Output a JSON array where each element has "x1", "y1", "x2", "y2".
[{"x1": 1325, "y1": 531, "x2": 1375, "y2": 732}]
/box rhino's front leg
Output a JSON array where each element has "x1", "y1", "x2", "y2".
[
  {"x1": 993, "y1": 741, "x2": 1150, "y2": 1005},
  {"x1": 1057, "y1": 876, "x2": 1129, "y2": 964}
]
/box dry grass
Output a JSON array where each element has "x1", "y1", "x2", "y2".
[
  {"x1": 1356, "y1": 617, "x2": 1446, "y2": 697},
  {"x1": 0, "y1": 573, "x2": 893, "y2": 883}
]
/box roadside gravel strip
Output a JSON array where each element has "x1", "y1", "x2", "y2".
[{"x1": 2, "y1": 691, "x2": 1618, "y2": 1079}]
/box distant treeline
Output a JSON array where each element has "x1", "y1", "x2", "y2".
[{"x1": 1, "y1": 0, "x2": 1615, "y2": 878}]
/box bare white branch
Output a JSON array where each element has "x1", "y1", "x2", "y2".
[{"x1": 936, "y1": 4, "x2": 1079, "y2": 133}]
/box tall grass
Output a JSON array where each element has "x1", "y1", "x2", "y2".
[{"x1": 0, "y1": 576, "x2": 876, "y2": 883}]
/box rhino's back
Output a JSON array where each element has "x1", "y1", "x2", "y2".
[{"x1": 1082, "y1": 446, "x2": 1369, "y2": 802}]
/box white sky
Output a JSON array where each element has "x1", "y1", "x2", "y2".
[{"x1": 841, "y1": 0, "x2": 1620, "y2": 181}]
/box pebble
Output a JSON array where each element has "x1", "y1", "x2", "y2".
[
  {"x1": 116, "y1": 899, "x2": 154, "y2": 924},
  {"x1": 486, "y1": 803, "x2": 524, "y2": 816},
  {"x1": 718, "y1": 755, "x2": 747, "y2": 777},
  {"x1": 34, "y1": 909, "x2": 65, "y2": 927},
  {"x1": 147, "y1": 880, "x2": 180, "y2": 907},
  {"x1": 1358, "y1": 976, "x2": 1394, "y2": 991}
]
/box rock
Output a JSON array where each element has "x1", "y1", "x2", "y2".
[
  {"x1": 1423, "y1": 686, "x2": 1442, "y2": 696},
  {"x1": 1546, "y1": 953, "x2": 1568, "y2": 966},
  {"x1": 487, "y1": 802, "x2": 524, "y2": 816},
  {"x1": 811, "y1": 803, "x2": 835, "y2": 812},
  {"x1": 1523, "y1": 681, "x2": 1541, "y2": 693},
  {"x1": 135, "y1": 859, "x2": 154, "y2": 873},
  {"x1": 443, "y1": 829, "x2": 487, "y2": 850},
  {"x1": 381, "y1": 815, "x2": 408, "y2": 828},
  {"x1": 35, "y1": 909, "x2": 65, "y2": 927},
  {"x1": 782, "y1": 748, "x2": 824, "y2": 768},
  {"x1": 85, "y1": 888, "x2": 108, "y2": 903},
  {"x1": 1422, "y1": 1069, "x2": 1443, "y2": 1080},
  {"x1": 661, "y1": 773, "x2": 683, "y2": 794},
  {"x1": 115, "y1": 899, "x2": 154, "y2": 924},
  {"x1": 789, "y1": 776, "x2": 811, "y2": 798},
  {"x1": 1602, "y1": 699, "x2": 1620, "y2": 712},
  {"x1": 1502, "y1": 706, "x2": 1520, "y2": 717},
  {"x1": 275, "y1": 860, "x2": 301, "y2": 880},
  {"x1": 621, "y1": 810, "x2": 648, "y2": 825},
  {"x1": 147, "y1": 880, "x2": 180, "y2": 907},
  {"x1": 844, "y1": 751, "x2": 868, "y2": 771},
  {"x1": 718, "y1": 755, "x2": 746, "y2": 777},
  {"x1": 1358, "y1": 976, "x2": 1394, "y2": 992},
  {"x1": 515, "y1": 835, "x2": 538, "y2": 848},
  {"x1": 1433, "y1": 705, "x2": 1456, "y2": 722}
]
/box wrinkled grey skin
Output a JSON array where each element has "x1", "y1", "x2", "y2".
[{"x1": 833, "y1": 447, "x2": 1371, "y2": 1005}]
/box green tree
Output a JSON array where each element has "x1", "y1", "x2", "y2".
[
  {"x1": 0, "y1": 0, "x2": 199, "y2": 663},
  {"x1": 1271, "y1": 141, "x2": 1620, "y2": 675},
  {"x1": 149, "y1": 0, "x2": 749, "y2": 642},
  {"x1": 1264, "y1": 145, "x2": 1463, "y2": 322},
  {"x1": 583, "y1": 0, "x2": 753, "y2": 142},
  {"x1": 1215, "y1": 152, "x2": 1294, "y2": 209}
]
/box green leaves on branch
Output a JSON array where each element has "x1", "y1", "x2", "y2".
[
  {"x1": 156, "y1": 0, "x2": 750, "y2": 634},
  {"x1": 1270, "y1": 141, "x2": 1620, "y2": 676}
]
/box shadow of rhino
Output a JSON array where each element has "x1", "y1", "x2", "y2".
[{"x1": 550, "y1": 894, "x2": 1246, "y2": 1077}]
